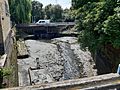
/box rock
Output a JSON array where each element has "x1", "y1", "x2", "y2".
[{"x1": 18, "y1": 37, "x2": 97, "y2": 86}]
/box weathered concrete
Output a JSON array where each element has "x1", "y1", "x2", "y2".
[
  {"x1": 0, "y1": 0, "x2": 18, "y2": 87},
  {"x1": 0, "y1": 28, "x2": 18, "y2": 87},
  {"x1": 2, "y1": 73, "x2": 120, "y2": 90},
  {"x1": 0, "y1": 0, "x2": 11, "y2": 55}
]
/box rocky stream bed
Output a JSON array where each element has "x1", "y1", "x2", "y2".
[{"x1": 18, "y1": 37, "x2": 97, "y2": 86}]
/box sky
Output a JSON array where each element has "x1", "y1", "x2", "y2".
[{"x1": 35, "y1": 0, "x2": 71, "y2": 9}]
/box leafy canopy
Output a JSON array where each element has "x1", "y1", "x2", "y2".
[
  {"x1": 44, "y1": 4, "x2": 63, "y2": 22},
  {"x1": 72, "y1": 0, "x2": 120, "y2": 52},
  {"x1": 8, "y1": 0, "x2": 32, "y2": 24},
  {"x1": 32, "y1": 1, "x2": 44, "y2": 22}
]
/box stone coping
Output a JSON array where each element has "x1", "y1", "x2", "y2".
[{"x1": 1, "y1": 73, "x2": 120, "y2": 90}]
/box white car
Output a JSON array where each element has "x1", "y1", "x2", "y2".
[{"x1": 36, "y1": 20, "x2": 50, "y2": 24}]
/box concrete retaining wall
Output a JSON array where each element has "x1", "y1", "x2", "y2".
[{"x1": 0, "y1": 0, "x2": 11, "y2": 55}]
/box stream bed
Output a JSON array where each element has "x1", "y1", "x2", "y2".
[{"x1": 18, "y1": 37, "x2": 97, "y2": 86}]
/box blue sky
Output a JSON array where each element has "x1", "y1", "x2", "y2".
[{"x1": 34, "y1": 0, "x2": 71, "y2": 9}]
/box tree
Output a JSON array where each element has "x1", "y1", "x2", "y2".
[
  {"x1": 73, "y1": 0, "x2": 120, "y2": 72},
  {"x1": 32, "y1": 0, "x2": 44, "y2": 22},
  {"x1": 44, "y1": 4, "x2": 63, "y2": 22},
  {"x1": 44, "y1": 4, "x2": 52, "y2": 19},
  {"x1": 72, "y1": 0, "x2": 99, "y2": 9},
  {"x1": 51, "y1": 4, "x2": 63, "y2": 22},
  {"x1": 8, "y1": 0, "x2": 32, "y2": 24},
  {"x1": 63, "y1": 8, "x2": 76, "y2": 22},
  {"x1": 73, "y1": 0, "x2": 119, "y2": 51}
]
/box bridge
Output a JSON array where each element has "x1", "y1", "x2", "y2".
[{"x1": 16, "y1": 22, "x2": 75, "y2": 39}]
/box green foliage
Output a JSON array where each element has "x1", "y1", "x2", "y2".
[
  {"x1": 32, "y1": 1, "x2": 44, "y2": 22},
  {"x1": 102, "y1": 13, "x2": 120, "y2": 48},
  {"x1": 44, "y1": 4, "x2": 63, "y2": 22},
  {"x1": 8, "y1": 0, "x2": 32, "y2": 24},
  {"x1": 0, "y1": 68, "x2": 12, "y2": 88},
  {"x1": 0, "y1": 68, "x2": 12, "y2": 77},
  {"x1": 44, "y1": 4, "x2": 52, "y2": 19},
  {"x1": 72, "y1": 0, "x2": 99, "y2": 9},
  {"x1": 51, "y1": 4, "x2": 63, "y2": 22},
  {"x1": 73, "y1": 0, "x2": 120, "y2": 52},
  {"x1": 63, "y1": 9, "x2": 76, "y2": 22}
]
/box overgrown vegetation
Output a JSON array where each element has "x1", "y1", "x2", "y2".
[
  {"x1": 72, "y1": 0, "x2": 120, "y2": 52},
  {"x1": 72, "y1": 0, "x2": 120, "y2": 73},
  {"x1": 8, "y1": 0, "x2": 32, "y2": 24},
  {"x1": 8, "y1": 0, "x2": 75, "y2": 23},
  {"x1": 0, "y1": 68, "x2": 12, "y2": 88},
  {"x1": 63, "y1": 8, "x2": 76, "y2": 22},
  {"x1": 31, "y1": 1, "x2": 44, "y2": 22}
]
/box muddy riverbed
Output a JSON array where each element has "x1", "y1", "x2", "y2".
[{"x1": 18, "y1": 37, "x2": 97, "y2": 86}]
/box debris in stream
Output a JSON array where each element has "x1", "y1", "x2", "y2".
[{"x1": 18, "y1": 37, "x2": 97, "y2": 86}]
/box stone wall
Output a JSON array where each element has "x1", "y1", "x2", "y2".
[
  {"x1": 5, "y1": 36, "x2": 18, "y2": 87},
  {"x1": 0, "y1": 28, "x2": 18, "y2": 88},
  {"x1": 95, "y1": 45, "x2": 120, "y2": 75},
  {"x1": 0, "y1": 0, "x2": 11, "y2": 55},
  {"x1": 0, "y1": 0, "x2": 18, "y2": 88}
]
